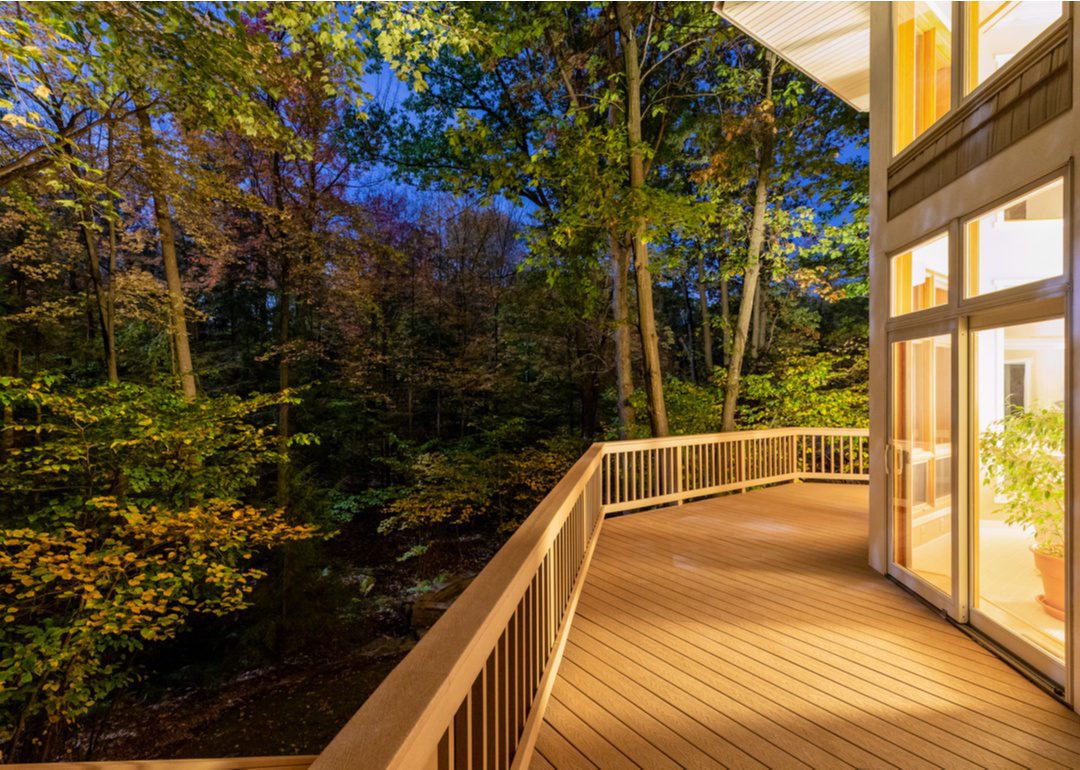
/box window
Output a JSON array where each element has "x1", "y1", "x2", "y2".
[
  {"x1": 965, "y1": 178, "x2": 1064, "y2": 298},
  {"x1": 890, "y1": 233, "x2": 949, "y2": 316},
  {"x1": 895, "y1": 2, "x2": 953, "y2": 153},
  {"x1": 966, "y1": 2, "x2": 1064, "y2": 94}
]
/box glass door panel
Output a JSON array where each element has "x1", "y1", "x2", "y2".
[
  {"x1": 891, "y1": 334, "x2": 953, "y2": 597},
  {"x1": 972, "y1": 319, "x2": 1066, "y2": 670}
]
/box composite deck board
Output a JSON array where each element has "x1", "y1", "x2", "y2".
[{"x1": 532, "y1": 483, "x2": 1080, "y2": 769}]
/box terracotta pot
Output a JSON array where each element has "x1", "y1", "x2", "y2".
[{"x1": 1030, "y1": 545, "x2": 1066, "y2": 621}]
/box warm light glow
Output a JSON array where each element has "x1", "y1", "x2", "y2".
[
  {"x1": 895, "y1": 1, "x2": 952, "y2": 153},
  {"x1": 891, "y1": 334, "x2": 952, "y2": 596},
  {"x1": 965, "y1": 179, "x2": 1064, "y2": 298},
  {"x1": 966, "y1": 1, "x2": 1063, "y2": 94},
  {"x1": 890, "y1": 233, "x2": 949, "y2": 316},
  {"x1": 973, "y1": 319, "x2": 1066, "y2": 662}
]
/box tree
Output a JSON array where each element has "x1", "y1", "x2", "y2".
[
  {"x1": 0, "y1": 376, "x2": 319, "y2": 759},
  {"x1": 357, "y1": 2, "x2": 728, "y2": 438},
  {"x1": 349, "y1": 3, "x2": 629, "y2": 434},
  {"x1": 683, "y1": 37, "x2": 867, "y2": 431},
  {"x1": 720, "y1": 50, "x2": 776, "y2": 431},
  {"x1": 614, "y1": 1, "x2": 668, "y2": 436}
]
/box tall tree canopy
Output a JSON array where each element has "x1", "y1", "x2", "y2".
[{"x1": 0, "y1": 1, "x2": 867, "y2": 760}]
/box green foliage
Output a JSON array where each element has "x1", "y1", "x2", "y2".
[
  {"x1": 0, "y1": 2, "x2": 873, "y2": 756},
  {"x1": 739, "y1": 351, "x2": 869, "y2": 429},
  {"x1": 0, "y1": 377, "x2": 319, "y2": 749},
  {"x1": 377, "y1": 423, "x2": 584, "y2": 542},
  {"x1": 616, "y1": 351, "x2": 867, "y2": 439},
  {"x1": 620, "y1": 378, "x2": 724, "y2": 439},
  {"x1": 0, "y1": 376, "x2": 313, "y2": 517},
  {"x1": 979, "y1": 405, "x2": 1066, "y2": 557}
]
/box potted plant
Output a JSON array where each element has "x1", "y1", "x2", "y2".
[{"x1": 979, "y1": 404, "x2": 1066, "y2": 620}]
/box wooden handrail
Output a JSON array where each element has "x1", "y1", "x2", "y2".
[
  {"x1": 39, "y1": 428, "x2": 869, "y2": 770},
  {"x1": 312, "y1": 444, "x2": 607, "y2": 770}
]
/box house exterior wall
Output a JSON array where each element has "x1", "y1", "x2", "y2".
[{"x1": 868, "y1": 2, "x2": 1078, "y2": 702}]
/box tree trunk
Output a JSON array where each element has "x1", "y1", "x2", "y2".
[
  {"x1": 277, "y1": 271, "x2": 290, "y2": 507},
  {"x1": 610, "y1": 241, "x2": 635, "y2": 438},
  {"x1": 616, "y1": 1, "x2": 668, "y2": 437},
  {"x1": 1, "y1": 349, "x2": 16, "y2": 461},
  {"x1": 601, "y1": 25, "x2": 635, "y2": 439},
  {"x1": 106, "y1": 120, "x2": 119, "y2": 383},
  {"x1": 74, "y1": 191, "x2": 117, "y2": 383},
  {"x1": 135, "y1": 106, "x2": 196, "y2": 401},
  {"x1": 697, "y1": 254, "x2": 713, "y2": 377},
  {"x1": 720, "y1": 275, "x2": 732, "y2": 366},
  {"x1": 272, "y1": 151, "x2": 290, "y2": 510},
  {"x1": 721, "y1": 51, "x2": 777, "y2": 432},
  {"x1": 751, "y1": 275, "x2": 765, "y2": 359},
  {"x1": 681, "y1": 268, "x2": 697, "y2": 384}
]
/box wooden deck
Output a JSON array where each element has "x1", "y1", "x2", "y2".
[{"x1": 532, "y1": 484, "x2": 1080, "y2": 769}]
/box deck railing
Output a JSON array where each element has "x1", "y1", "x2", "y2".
[
  {"x1": 602, "y1": 427, "x2": 869, "y2": 513},
  {"x1": 20, "y1": 428, "x2": 868, "y2": 770},
  {"x1": 313, "y1": 427, "x2": 868, "y2": 770},
  {"x1": 312, "y1": 444, "x2": 606, "y2": 770}
]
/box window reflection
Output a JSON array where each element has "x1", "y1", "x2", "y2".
[
  {"x1": 891, "y1": 335, "x2": 952, "y2": 595},
  {"x1": 974, "y1": 319, "x2": 1066, "y2": 662}
]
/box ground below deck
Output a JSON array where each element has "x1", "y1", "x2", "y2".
[{"x1": 532, "y1": 483, "x2": 1080, "y2": 769}]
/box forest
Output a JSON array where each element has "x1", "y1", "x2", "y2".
[{"x1": 0, "y1": 1, "x2": 868, "y2": 761}]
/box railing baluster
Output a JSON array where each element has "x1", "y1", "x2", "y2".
[
  {"x1": 646, "y1": 448, "x2": 652, "y2": 499},
  {"x1": 454, "y1": 696, "x2": 469, "y2": 769},
  {"x1": 622, "y1": 451, "x2": 630, "y2": 505},
  {"x1": 507, "y1": 606, "x2": 517, "y2": 757},
  {"x1": 471, "y1": 670, "x2": 484, "y2": 770},
  {"x1": 485, "y1": 653, "x2": 496, "y2": 770},
  {"x1": 497, "y1": 632, "x2": 507, "y2": 768}
]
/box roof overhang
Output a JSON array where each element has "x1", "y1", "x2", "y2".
[{"x1": 716, "y1": 1, "x2": 870, "y2": 112}]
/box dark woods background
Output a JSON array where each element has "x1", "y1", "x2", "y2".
[{"x1": 0, "y1": 2, "x2": 867, "y2": 760}]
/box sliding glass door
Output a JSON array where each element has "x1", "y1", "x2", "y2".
[
  {"x1": 890, "y1": 332, "x2": 954, "y2": 606},
  {"x1": 970, "y1": 318, "x2": 1067, "y2": 681}
]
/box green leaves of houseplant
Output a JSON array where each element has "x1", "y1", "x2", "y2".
[{"x1": 979, "y1": 404, "x2": 1065, "y2": 557}]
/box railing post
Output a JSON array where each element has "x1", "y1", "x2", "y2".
[
  {"x1": 738, "y1": 439, "x2": 746, "y2": 493},
  {"x1": 675, "y1": 445, "x2": 683, "y2": 505}
]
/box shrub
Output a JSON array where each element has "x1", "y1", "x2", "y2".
[
  {"x1": 0, "y1": 377, "x2": 319, "y2": 757},
  {"x1": 377, "y1": 424, "x2": 583, "y2": 548},
  {"x1": 739, "y1": 351, "x2": 868, "y2": 429},
  {"x1": 979, "y1": 404, "x2": 1066, "y2": 557}
]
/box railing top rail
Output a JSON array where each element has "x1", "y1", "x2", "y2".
[
  {"x1": 603, "y1": 426, "x2": 869, "y2": 453},
  {"x1": 311, "y1": 443, "x2": 605, "y2": 770}
]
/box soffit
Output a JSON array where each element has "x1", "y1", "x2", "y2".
[{"x1": 717, "y1": 1, "x2": 871, "y2": 112}]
